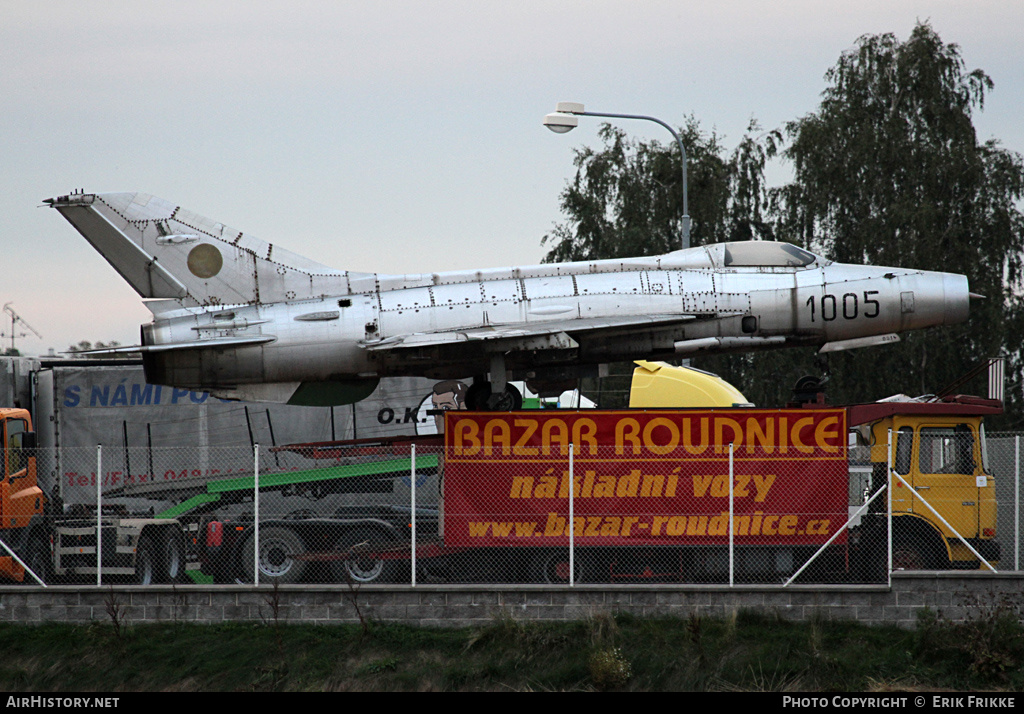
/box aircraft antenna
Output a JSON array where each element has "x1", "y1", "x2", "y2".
[{"x1": 1, "y1": 303, "x2": 43, "y2": 354}]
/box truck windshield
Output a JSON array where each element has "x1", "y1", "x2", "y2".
[{"x1": 918, "y1": 425, "x2": 976, "y2": 475}]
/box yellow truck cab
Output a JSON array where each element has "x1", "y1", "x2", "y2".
[{"x1": 853, "y1": 396, "x2": 1001, "y2": 570}]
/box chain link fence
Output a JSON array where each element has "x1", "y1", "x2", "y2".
[
  {"x1": 5, "y1": 427, "x2": 1019, "y2": 587},
  {"x1": 985, "y1": 434, "x2": 1023, "y2": 571}
]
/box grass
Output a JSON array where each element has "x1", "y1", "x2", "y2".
[{"x1": 0, "y1": 606, "x2": 1021, "y2": 691}]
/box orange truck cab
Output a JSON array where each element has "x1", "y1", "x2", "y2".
[{"x1": 0, "y1": 408, "x2": 46, "y2": 582}]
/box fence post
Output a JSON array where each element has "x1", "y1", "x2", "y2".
[
  {"x1": 729, "y1": 442, "x2": 734, "y2": 587},
  {"x1": 96, "y1": 444, "x2": 102, "y2": 587},
  {"x1": 411, "y1": 442, "x2": 416, "y2": 587},
  {"x1": 1016, "y1": 435, "x2": 1020, "y2": 572},
  {"x1": 254, "y1": 443, "x2": 259, "y2": 587},
  {"x1": 569, "y1": 442, "x2": 574, "y2": 587},
  {"x1": 887, "y1": 429, "x2": 893, "y2": 588}
]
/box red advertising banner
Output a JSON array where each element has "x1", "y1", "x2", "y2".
[{"x1": 443, "y1": 409, "x2": 849, "y2": 548}]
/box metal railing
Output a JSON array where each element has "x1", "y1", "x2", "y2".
[{"x1": 5, "y1": 430, "x2": 1019, "y2": 588}]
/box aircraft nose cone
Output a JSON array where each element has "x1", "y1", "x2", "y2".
[
  {"x1": 896, "y1": 270, "x2": 971, "y2": 331},
  {"x1": 943, "y1": 273, "x2": 971, "y2": 326}
]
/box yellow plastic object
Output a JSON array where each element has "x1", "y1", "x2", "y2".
[{"x1": 628, "y1": 360, "x2": 753, "y2": 408}]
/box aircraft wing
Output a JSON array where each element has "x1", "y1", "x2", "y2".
[
  {"x1": 66, "y1": 334, "x2": 276, "y2": 355},
  {"x1": 362, "y1": 314, "x2": 695, "y2": 352}
]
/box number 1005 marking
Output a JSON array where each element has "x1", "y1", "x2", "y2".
[{"x1": 806, "y1": 290, "x2": 880, "y2": 322}]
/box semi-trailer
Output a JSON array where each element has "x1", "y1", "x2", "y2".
[
  {"x1": 0, "y1": 356, "x2": 440, "y2": 584},
  {"x1": 197, "y1": 367, "x2": 1004, "y2": 585}
]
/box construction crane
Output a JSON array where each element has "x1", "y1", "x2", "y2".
[{"x1": 1, "y1": 303, "x2": 42, "y2": 354}]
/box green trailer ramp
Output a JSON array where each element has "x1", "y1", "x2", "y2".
[{"x1": 155, "y1": 452, "x2": 439, "y2": 520}]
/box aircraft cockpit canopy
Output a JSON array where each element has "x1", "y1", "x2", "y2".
[{"x1": 718, "y1": 242, "x2": 823, "y2": 268}]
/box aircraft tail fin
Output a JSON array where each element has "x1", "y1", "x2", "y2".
[{"x1": 45, "y1": 191, "x2": 366, "y2": 308}]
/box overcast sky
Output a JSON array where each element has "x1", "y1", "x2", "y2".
[{"x1": 2, "y1": 1, "x2": 1022, "y2": 356}]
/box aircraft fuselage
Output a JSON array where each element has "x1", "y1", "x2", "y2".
[
  {"x1": 141, "y1": 249, "x2": 967, "y2": 393},
  {"x1": 45, "y1": 192, "x2": 972, "y2": 407}
]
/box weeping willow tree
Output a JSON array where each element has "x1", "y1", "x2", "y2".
[
  {"x1": 541, "y1": 23, "x2": 1024, "y2": 421},
  {"x1": 541, "y1": 119, "x2": 777, "y2": 406},
  {"x1": 770, "y1": 22, "x2": 1024, "y2": 421}
]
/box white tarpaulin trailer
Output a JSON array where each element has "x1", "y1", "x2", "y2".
[{"x1": 2, "y1": 357, "x2": 443, "y2": 504}]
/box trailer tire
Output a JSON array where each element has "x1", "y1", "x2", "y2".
[
  {"x1": 133, "y1": 535, "x2": 157, "y2": 585},
  {"x1": 331, "y1": 528, "x2": 402, "y2": 584},
  {"x1": 530, "y1": 549, "x2": 584, "y2": 584},
  {"x1": 159, "y1": 529, "x2": 187, "y2": 583},
  {"x1": 240, "y1": 527, "x2": 307, "y2": 584}
]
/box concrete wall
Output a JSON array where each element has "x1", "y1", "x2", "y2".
[{"x1": 1, "y1": 573, "x2": 1020, "y2": 628}]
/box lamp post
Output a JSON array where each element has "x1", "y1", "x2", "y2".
[{"x1": 544, "y1": 102, "x2": 691, "y2": 250}]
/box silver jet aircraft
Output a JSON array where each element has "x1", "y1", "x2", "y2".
[{"x1": 46, "y1": 191, "x2": 975, "y2": 409}]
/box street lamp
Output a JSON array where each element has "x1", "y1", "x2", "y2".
[{"x1": 544, "y1": 102, "x2": 691, "y2": 250}]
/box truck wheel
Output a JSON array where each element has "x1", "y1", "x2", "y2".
[
  {"x1": 240, "y1": 527, "x2": 307, "y2": 584},
  {"x1": 133, "y1": 535, "x2": 157, "y2": 585},
  {"x1": 892, "y1": 535, "x2": 943, "y2": 570},
  {"x1": 530, "y1": 549, "x2": 582, "y2": 584},
  {"x1": 24, "y1": 533, "x2": 51, "y2": 585},
  {"x1": 160, "y1": 530, "x2": 187, "y2": 583},
  {"x1": 331, "y1": 528, "x2": 401, "y2": 584}
]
